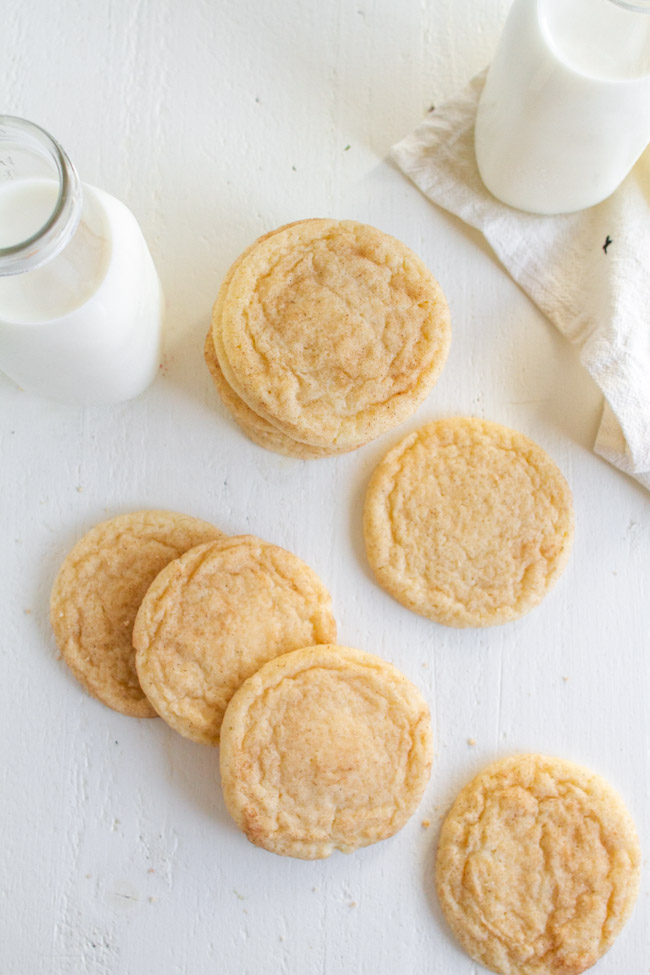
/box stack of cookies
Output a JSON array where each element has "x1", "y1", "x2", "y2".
[
  {"x1": 205, "y1": 219, "x2": 452, "y2": 457},
  {"x1": 50, "y1": 511, "x2": 434, "y2": 859}
]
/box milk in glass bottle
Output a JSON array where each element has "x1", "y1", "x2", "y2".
[
  {"x1": 0, "y1": 116, "x2": 163, "y2": 404},
  {"x1": 474, "y1": 0, "x2": 650, "y2": 214}
]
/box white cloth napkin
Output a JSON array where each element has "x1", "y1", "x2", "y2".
[{"x1": 391, "y1": 72, "x2": 650, "y2": 491}]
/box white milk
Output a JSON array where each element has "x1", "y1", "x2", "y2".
[
  {"x1": 474, "y1": 0, "x2": 650, "y2": 214},
  {"x1": 0, "y1": 179, "x2": 60, "y2": 249},
  {"x1": 0, "y1": 180, "x2": 163, "y2": 404},
  {"x1": 0, "y1": 180, "x2": 108, "y2": 320}
]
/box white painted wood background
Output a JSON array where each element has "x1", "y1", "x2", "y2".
[{"x1": 1, "y1": 1, "x2": 649, "y2": 973}]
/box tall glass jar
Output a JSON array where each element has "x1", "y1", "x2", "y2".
[
  {"x1": 474, "y1": 0, "x2": 650, "y2": 214},
  {"x1": 0, "y1": 116, "x2": 163, "y2": 404}
]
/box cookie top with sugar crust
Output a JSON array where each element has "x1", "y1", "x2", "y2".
[
  {"x1": 213, "y1": 219, "x2": 451, "y2": 449},
  {"x1": 435, "y1": 753, "x2": 640, "y2": 975},
  {"x1": 133, "y1": 535, "x2": 337, "y2": 744},
  {"x1": 363, "y1": 417, "x2": 574, "y2": 627},
  {"x1": 219, "y1": 644, "x2": 433, "y2": 859}
]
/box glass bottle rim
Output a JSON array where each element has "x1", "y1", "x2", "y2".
[
  {"x1": 0, "y1": 115, "x2": 82, "y2": 276},
  {"x1": 538, "y1": 0, "x2": 650, "y2": 82},
  {"x1": 608, "y1": 0, "x2": 650, "y2": 11}
]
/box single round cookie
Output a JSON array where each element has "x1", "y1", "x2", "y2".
[
  {"x1": 133, "y1": 535, "x2": 337, "y2": 745},
  {"x1": 436, "y1": 754, "x2": 641, "y2": 975},
  {"x1": 50, "y1": 510, "x2": 223, "y2": 717},
  {"x1": 213, "y1": 219, "x2": 451, "y2": 449},
  {"x1": 363, "y1": 417, "x2": 574, "y2": 627},
  {"x1": 219, "y1": 644, "x2": 433, "y2": 859}
]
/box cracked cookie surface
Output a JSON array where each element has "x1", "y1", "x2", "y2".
[
  {"x1": 213, "y1": 219, "x2": 451, "y2": 449},
  {"x1": 205, "y1": 221, "x2": 347, "y2": 458},
  {"x1": 219, "y1": 644, "x2": 433, "y2": 859},
  {"x1": 50, "y1": 510, "x2": 223, "y2": 717},
  {"x1": 204, "y1": 330, "x2": 347, "y2": 458},
  {"x1": 363, "y1": 417, "x2": 574, "y2": 627},
  {"x1": 133, "y1": 535, "x2": 336, "y2": 745},
  {"x1": 435, "y1": 754, "x2": 640, "y2": 975}
]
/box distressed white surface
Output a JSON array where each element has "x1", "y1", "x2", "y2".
[{"x1": 1, "y1": 1, "x2": 648, "y2": 973}]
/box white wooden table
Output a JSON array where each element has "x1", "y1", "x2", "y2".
[{"x1": 2, "y1": 2, "x2": 648, "y2": 973}]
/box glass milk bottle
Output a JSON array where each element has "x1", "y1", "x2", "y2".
[
  {"x1": 0, "y1": 116, "x2": 163, "y2": 404},
  {"x1": 474, "y1": 0, "x2": 650, "y2": 214}
]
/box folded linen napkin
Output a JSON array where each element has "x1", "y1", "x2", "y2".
[{"x1": 391, "y1": 72, "x2": 650, "y2": 491}]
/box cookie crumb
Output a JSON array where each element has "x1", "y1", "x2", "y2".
[
  {"x1": 467, "y1": 737, "x2": 476, "y2": 746},
  {"x1": 422, "y1": 819, "x2": 431, "y2": 828}
]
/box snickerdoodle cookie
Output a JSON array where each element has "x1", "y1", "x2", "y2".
[
  {"x1": 133, "y1": 535, "x2": 336, "y2": 745},
  {"x1": 436, "y1": 754, "x2": 640, "y2": 975},
  {"x1": 50, "y1": 510, "x2": 223, "y2": 717},
  {"x1": 219, "y1": 644, "x2": 433, "y2": 859},
  {"x1": 211, "y1": 219, "x2": 451, "y2": 451},
  {"x1": 205, "y1": 221, "x2": 348, "y2": 458},
  {"x1": 204, "y1": 330, "x2": 347, "y2": 459},
  {"x1": 363, "y1": 417, "x2": 574, "y2": 627}
]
